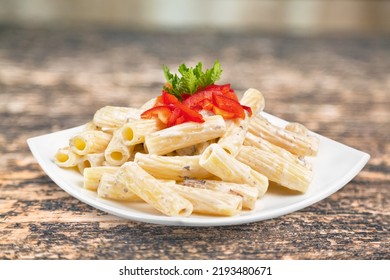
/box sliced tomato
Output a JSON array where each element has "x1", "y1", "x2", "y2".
[
  {"x1": 204, "y1": 84, "x2": 239, "y2": 101},
  {"x1": 242, "y1": 105, "x2": 253, "y2": 117},
  {"x1": 198, "y1": 99, "x2": 214, "y2": 111},
  {"x1": 154, "y1": 95, "x2": 165, "y2": 106},
  {"x1": 223, "y1": 90, "x2": 239, "y2": 102},
  {"x1": 162, "y1": 90, "x2": 179, "y2": 105},
  {"x1": 140, "y1": 106, "x2": 172, "y2": 124},
  {"x1": 212, "y1": 106, "x2": 235, "y2": 119},
  {"x1": 212, "y1": 93, "x2": 245, "y2": 119},
  {"x1": 175, "y1": 115, "x2": 186, "y2": 125},
  {"x1": 182, "y1": 90, "x2": 213, "y2": 110},
  {"x1": 167, "y1": 107, "x2": 182, "y2": 127},
  {"x1": 174, "y1": 103, "x2": 204, "y2": 123}
]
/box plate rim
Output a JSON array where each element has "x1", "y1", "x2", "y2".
[{"x1": 27, "y1": 113, "x2": 370, "y2": 227}]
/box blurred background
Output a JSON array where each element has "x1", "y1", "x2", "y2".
[
  {"x1": 0, "y1": 0, "x2": 389, "y2": 136},
  {"x1": 0, "y1": 0, "x2": 389, "y2": 35}
]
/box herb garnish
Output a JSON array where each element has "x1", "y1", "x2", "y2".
[{"x1": 162, "y1": 60, "x2": 223, "y2": 99}]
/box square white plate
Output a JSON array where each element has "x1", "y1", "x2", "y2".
[{"x1": 27, "y1": 112, "x2": 370, "y2": 226}]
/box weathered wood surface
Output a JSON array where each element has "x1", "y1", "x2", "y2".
[{"x1": 0, "y1": 26, "x2": 389, "y2": 260}]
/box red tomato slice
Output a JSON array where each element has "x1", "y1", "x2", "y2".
[
  {"x1": 212, "y1": 93, "x2": 245, "y2": 119},
  {"x1": 212, "y1": 106, "x2": 235, "y2": 119},
  {"x1": 167, "y1": 107, "x2": 182, "y2": 127},
  {"x1": 175, "y1": 115, "x2": 186, "y2": 125},
  {"x1": 162, "y1": 90, "x2": 179, "y2": 105},
  {"x1": 242, "y1": 105, "x2": 253, "y2": 117},
  {"x1": 182, "y1": 90, "x2": 213, "y2": 110},
  {"x1": 198, "y1": 99, "x2": 214, "y2": 111},
  {"x1": 174, "y1": 103, "x2": 204, "y2": 123},
  {"x1": 154, "y1": 95, "x2": 165, "y2": 106},
  {"x1": 140, "y1": 106, "x2": 172, "y2": 124},
  {"x1": 204, "y1": 84, "x2": 239, "y2": 101}
]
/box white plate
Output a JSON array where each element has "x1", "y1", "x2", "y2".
[{"x1": 27, "y1": 112, "x2": 370, "y2": 226}]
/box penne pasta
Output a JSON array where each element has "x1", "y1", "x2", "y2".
[
  {"x1": 239, "y1": 88, "x2": 265, "y2": 116},
  {"x1": 93, "y1": 106, "x2": 141, "y2": 129},
  {"x1": 77, "y1": 152, "x2": 105, "y2": 174},
  {"x1": 169, "y1": 183, "x2": 242, "y2": 216},
  {"x1": 54, "y1": 147, "x2": 81, "y2": 167},
  {"x1": 237, "y1": 145, "x2": 313, "y2": 193},
  {"x1": 104, "y1": 128, "x2": 134, "y2": 166},
  {"x1": 285, "y1": 122, "x2": 309, "y2": 136},
  {"x1": 134, "y1": 153, "x2": 211, "y2": 181},
  {"x1": 121, "y1": 119, "x2": 163, "y2": 146},
  {"x1": 114, "y1": 162, "x2": 193, "y2": 216},
  {"x1": 199, "y1": 143, "x2": 269, "y2": 197},
  {"x1": 248, "y1": 115, "x2": 319, "y2": 157},
  {"x1": 183, "y1": 179, "x2": 259, "y2": 210},
  {"x1": 69, "y1": 130, "x2": 112, "y2": 155},
  {"x1": 174, "y1": 140, "x2": 217, "y2": 156},
  {"x1": 83, "y1": 121, "x2": 101, "y2": 131},
  {"x1": 144, "y1": 115, "x2": 226, "y2": 155},
  {"x1": 97, "y1": 173, "x2": 141, "y2": 202},
  {"x1": 218, "y1": 117, "x2": 248, "y2": 156},
  {"x1": 83, "y1": 166, "x2": 119, "y2": 191},
  {"x1": 244, "y1": 132, "x2": 309, "y2": 168}
]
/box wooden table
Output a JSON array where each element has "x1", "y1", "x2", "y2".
[{"x1": 0, "y1": 26, "x2": 389, "y2": 260}]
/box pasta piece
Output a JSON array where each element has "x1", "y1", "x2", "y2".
[
  {"x1": 175, "y1": 145, "x2": 197, "y2": 156},
  {"x1": 134, "y1": 153, "x2": 212, "y2": 181},
  {"x1": 194, "y1": 139, "x2": 216, "y2": 154},
  {"x1": 244, "y1": 132, "x2": 309, "y2": 168},
  {"x1": 169, "y1": 184, "x2": 242, "y2": 216},
  {"x1": 183, "y1": 179, "x2": 259, "y2": 210},
  {"x1": 83, "y1": 121, "x2": 101, "y2": 131},
  {"x1": 77, "y1": 153, "x2": 105, "y2": 174},
  {"x1": 145, "y1": 115, "x2": 226, "y2": 155},
  {"x1": 285, "y1": 122, "x2": 309, "y2": 136},
  {"x1": 97, "y1": 173, "x2": 141, "y2": 201},
  {"x1": 175, "y1": 140, "x2": 217, "y2": 156},
  {"x1": 218, "y1": 117, "x2": 248, "y2": 156},
  {"x1": 93, "y1": 106, "x2": 141, "y2": 129},
  {"x1": 83, "y1": 166, "x2": 119, "y2": 191},
  {"x1": 115, "y1": 162, "x2": 193, "y2": 216},
  {"x1": 239, "y1": 88, "x2": 265, "y2": 116},
  {"x1": 140, "y1": 97, "x2": 157, "y2": 111},
  {"x1": 54, "y1": 147, "x2": 81, "y2": 167},
  {"x1": 104, "y1": 128, "x2": 134, "y2": 166},
  {"x1": 237, "y1": 146, "x2": 313, "y2": 193},
  {"x1": 121, "y1": 119, "x2": 163, "y2": 146},
  {"x1": 248, "y1": 115, "x2": 319, "y2": 157},
  {"x1": 199, "y1": 143, "x2": 268, "y2": 197},
  {"x1": 69, "y1": 130, "x2": 112, "y2": 155}
]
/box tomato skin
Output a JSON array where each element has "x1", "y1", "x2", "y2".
[
  {"x1": 162, "y1": 90, "x2": 179, "y2": 105},
  {"x1": 212, "y1": 93, "x2": 245, "y2": 119},
  {"x1": 242, "y1": 105, "x2": 253, "y2": 117},
  {"x1": 142, "y1": 84, "x2": 248, "y2": 128},
  {"x1": 204, "y1": 84, "x2": 238, "y2": 101},
  {"x1": 212, "y1": 106, "x2": 235, "y2": 119},
  {"x1": 142, "y1": 98, "x2": 204, "y2": 127},
  {"x1": 183, "y1": 90, "x2": 213, "y2": 110},
  {"x1": 173, "y1": 103, "x2": 204, "y2": 123},
  {"x1": 154, "y1": 95, "x2": 165, "y2": 106},
  {"x1": 141, "y1": 106, "x2": 172, "y2": 124},
  {"x1": 167, "y1": 107, "x2": 182, "y2": 127}
]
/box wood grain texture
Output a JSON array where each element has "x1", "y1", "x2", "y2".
[{"x1": 0, "y1": 26, "x2": 389, "y2": 260}]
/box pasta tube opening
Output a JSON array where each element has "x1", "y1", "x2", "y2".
[
  {"x1": 56, "y1": 152, "x2": 69, "y2": 163},
  {"x1": 122, "y1": 126, "x2": 134, "y2": 142},
  {"x1": 73, "y1": 137, "x2": 86, "y2": 153},
  {"x1": 54, "y1": 147, "x2": 81, "y2": 167}
]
